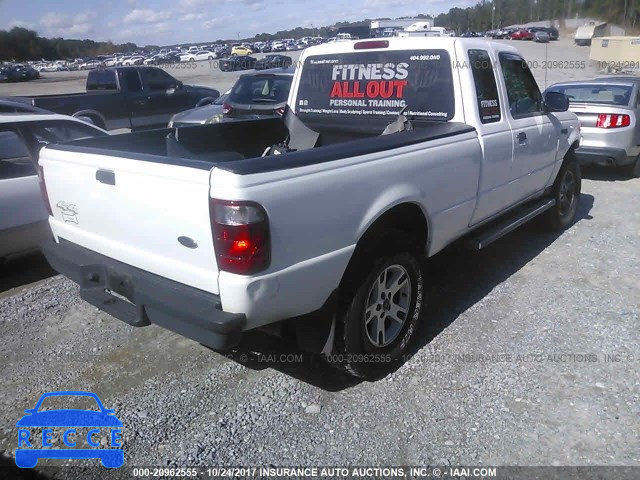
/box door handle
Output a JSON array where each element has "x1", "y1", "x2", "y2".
[
  {"x1": 517, "y1": 132, "x2": 527, "y2": 144},
  {"x1": 96, "y1": 169, "x2": 115, "y2": 185}
]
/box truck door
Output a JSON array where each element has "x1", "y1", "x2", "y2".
[
  {"x1": 135, "y1": 68, "x2": 191, "y2": 127},
  {"x1": 121, "y1": 69, "x2": 147, "y2": 129},
  {"x1": 465, "y1": 49, "x2": 517, "y2": 225},
  {"x1": 498, "y1": 53, "x2": 559, "y2": 203}
]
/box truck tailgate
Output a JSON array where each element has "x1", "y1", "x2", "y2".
[{"x1": 39, "y1": 146, "x2": 220, "y2": 295}]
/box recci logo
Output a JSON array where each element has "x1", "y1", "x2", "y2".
[{"x1": 15, "y1": 391, "x2": 123, "y2": 468}]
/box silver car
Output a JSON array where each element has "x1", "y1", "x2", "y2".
[
  {"x1": 168, "y1": 67, "x2": 294, "y2": 126},
  {"x1": 168, "y1": 89, "x2": 231, "y2": 127},
  {"x1": 546, "y1": 78, "x2": 640, "y2": 177},
  {"x1": 0, "y1": 114, "x2": 108, "y2": 261}
]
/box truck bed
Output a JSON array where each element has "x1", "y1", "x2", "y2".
[{"x1": 47, "y1": 117, "x2": 476, "y2": 174}]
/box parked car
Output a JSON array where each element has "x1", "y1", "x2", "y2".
[
  {"x1": 0, "y1": 67, "x2": 20, "y2": 82},
  {"x1": 23, "y1": 67, "x2": 220, "y2": 130},
  {"x1": 0, "y1": 98, "x2": 50, "y2": 113},
  {"x1": 168, "y1": 88, "x2": 232, "y2": 127},
  {"x1": 0, "y1": 114, "x2": 108, "y2": 261},
  {"x1": 122, "y1": 56, "x2": 144, "y2": 66},
  {"x1": 38, "y1": 38, "x2": 580, "y2": 379},
  {"x1": 219, "y1": 56, "x2": 257, "y2": 72},
  {"x1": 169, "y1": 69, "x2": 293, "y2": 125},
  {"x1": 222, "y1": 67, "x2": 293, "y2": 120},
  {"x1": 80, "y1": 59, "x2": 104, "y2": 70},
  {"x1": 41, "y1": 63, "x2": 68, "y2": 72},
  {"x1": 143, "y1": 54, "x2": 173, "y2": 65},
  {"x1": 6, "y1": 65, "x2": 30, "y2": 81},
  {"x1": 545, "y1": 77, "x2": 640, "y2": 176},
  {"x1": 254, "y1": 54, "x2": 293, "y2": 70},
  {"x1": 231, "y1": 46, "x2": 253, "y2": 56},
  {"x1": 534, "y1": 31, "x2": 550, "y2": 43},
  {"x1": 494, "y1": 28, "x2": 516, "y2": 39},
  {"x1": 510, "y1": 29, "x2": 534, "y2": 40},
  {"x1": 544, "y1": 27, "x2": 559, "y2": 40},
  {"x1": 180, "y1": 50, "x2": 218, "y2": 62}
]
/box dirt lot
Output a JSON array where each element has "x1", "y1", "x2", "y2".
[{"x1": 1, "y1": 38, "x2": 639, "y2": 478}]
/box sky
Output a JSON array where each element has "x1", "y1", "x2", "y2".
[{"x1": 0, "y1": 0, "x2": 477, "y2": 45}]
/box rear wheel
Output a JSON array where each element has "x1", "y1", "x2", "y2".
[
  {"x1": 542, "y1": 154, "x2": 581, "y2": 231},
  {"x1": 624, "y1": 155, "x2": 640, "y2": 178},
  {"x1": 328, "y1": 231, "x2": 424, "y2": 379}
]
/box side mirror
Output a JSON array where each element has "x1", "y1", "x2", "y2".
[
  {"x1": 544, "y1": 91, "x2": 569, "y2": 112},
  {"x1": 176, "y1": 81, "x2": 183, "y2": 89}
]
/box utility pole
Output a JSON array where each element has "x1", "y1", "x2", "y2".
[{"x1": 492, "y1": 2, "x2": 495, "y2": 31}]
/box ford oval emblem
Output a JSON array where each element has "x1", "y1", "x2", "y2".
[{"x1": 178, "y1": 236, "x2": 198, "y2": 249}]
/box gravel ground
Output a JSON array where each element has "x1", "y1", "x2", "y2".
[
  {"x1": 0, "y1": 172, "x2": 638, "y2": 478},
  {"x1": 1, "y1": 38, "x2": 639, "y2": 479}
]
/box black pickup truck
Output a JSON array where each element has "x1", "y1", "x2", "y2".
[{"x1": 22, "y1": 67, "x2": 220, "y2": 130}]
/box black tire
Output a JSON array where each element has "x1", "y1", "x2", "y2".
[
  {"x1": 328, "y1": 230, "x2": 424, "y2": 379},
  {"x1": 542, "y1": 154, "x2": 581, "y2": 231},
  {"x1": 624, "y1": 155, "x2": 640, "y2": 178}
]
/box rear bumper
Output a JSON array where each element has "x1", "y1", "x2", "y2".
[
  {"x1": 41, "y1": 238, "x2": 246, "y2": 350},
  {"x1": 574, "y1": 146, "x2": 635, "y2": 167}
]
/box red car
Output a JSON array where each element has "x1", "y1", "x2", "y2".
[{"x1": 510, "y1": 29, "x2": 534, "y2": 40}]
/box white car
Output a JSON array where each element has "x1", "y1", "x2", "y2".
[
  {"x1": 80, "y1": 60, "x2": 103, "y2": 70},
  {"x1": 0, "y1": 114, "x2": 108, "y2": 261},
  {"x1": 103, "y1": 57, "x2": 118, "y2": 67},
  {"x1": 180, "y1": 50, "x2": 217, "y2": 62},
  {"x1": 122, "y1": 56, "x2": 144, "y2": 66},
  {"x1": 42, "y1": 63, "x2": 68, "y2": 72}
]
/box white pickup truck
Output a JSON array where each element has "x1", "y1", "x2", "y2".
[{"x1": 39, "y1": 38, "x2": 581, "y2": 378}]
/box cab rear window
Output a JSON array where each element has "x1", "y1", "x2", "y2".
[{"x1": 295, "y1": 49, "x2": 454, "y2": 126}]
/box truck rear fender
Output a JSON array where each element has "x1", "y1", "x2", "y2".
[
  {"x1": 354, "y1": 187, "x2": 430, "y2": 254},
  {"x1": 350, "y1": 194, "x2": 430, "y2": 268}
]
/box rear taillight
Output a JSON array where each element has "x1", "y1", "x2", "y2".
[
  {"x1": 210, "y1": 199, "x2": 270, "y2": 274},
  {"x1": 595, "y1": 114, "x2": 631, "y2": 129},
  {"x1": 222, "y1": 103, "x2": 233, "y2": 115},
  {"x1": 37, "y1": 165, "x2": 53, "y2": 216}
]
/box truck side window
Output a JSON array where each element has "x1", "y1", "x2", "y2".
[
  {"x1": 123, "y1": 70, "x2": 142, "y2": 93},
  {"x1": 499, "y1": 53, "x2": 542, "y2": 118},
  {"x1": 0, "y1": 130, "x2": 36, "y2": 179},
  {"x1": 142, "y1": 68, "x2": 176, "y2": 91},
  {"x1": 468, "y1": 49, "x2": 501, "y2": 124},
  {"x1": 86, "y1": 70, "x2": 118, "y2": 91}
]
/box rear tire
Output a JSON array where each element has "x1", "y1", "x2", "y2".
[
  {"x1": 624, "y1": 155, "x2": 640, "y2": 178},
  {"x1": 542, "y1": 154, "x2": 581, "y2": 231},
  {"x1": 328, "y1": 230, "x2": 424, "y2": 379}
]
